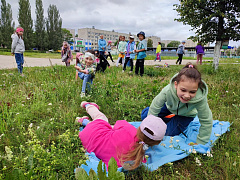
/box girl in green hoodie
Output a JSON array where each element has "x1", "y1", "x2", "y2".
[{"x1": 141, "y1": 63, "x2": 213, "y2": 145}]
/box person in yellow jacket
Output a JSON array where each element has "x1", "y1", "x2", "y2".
[{"x1": 154, "y1": 42, "x2": 161, "y2": 62}]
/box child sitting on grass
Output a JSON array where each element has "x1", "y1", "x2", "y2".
[
  {"x1": 77, "y1": 101, "x2": 167, "y2": 170},
  {"x1": 74, "y1": 50, "x2": 97, "y2": 97}
]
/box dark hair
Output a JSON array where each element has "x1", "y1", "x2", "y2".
[
  {"x1": 86, "y1": 49, "x2": 95, "y2": 55},
  {"x1": 173, "y1": 62, "x2": 203, "y2": 87}
]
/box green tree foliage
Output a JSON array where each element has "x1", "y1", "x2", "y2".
[
  {"x1": 167, "y1": 40, "x2": 180, "y2": 47},
  {"x1": 46, "y1": 4, "x2": 62, "y2": 50},
  {"x1": 147, "y1": 38, "x2": 153, "y2": 48},
  {"x1": 35, "y1": 0, "x2": 46, "y2": 51},
  {"x1": 174, "y1": 0, "x2": 240, "y2": 69},
  {"x1": 0, "y1": 0, "x2": 14, "y2": 48},
  {"x1": 18, "y1": 0, "x2": 33, "y2": 50},
  {"x1": 62, "y1": 28, "x2": 73, "y2": 42},
  {"x1": 236, "y1": 46, "x2": 240, "y2": 56},
  {"x1": 161, "y1": 42, "x2": 165, "y2": 48}
]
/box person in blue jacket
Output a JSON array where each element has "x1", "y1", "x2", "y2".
[
  {"x1": 123, "y1": 35, "x2": 136, "y2": 73},
  {"x1": 98, "y1": 35, "x2": 106, "y2": 57}
]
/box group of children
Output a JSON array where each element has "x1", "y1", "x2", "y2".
[
  {"x1": 10, "y1": 27, "x2": 213, "y2": 171},
  {"x1": 116, "y1": 31, "x2": 147, "y2": 76},
  {"x1": 77, "y1": 62, "x2": 213, "y2": 170}
]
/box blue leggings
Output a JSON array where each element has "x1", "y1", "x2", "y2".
[
  {"x1": 141, "y1": 104, "x2": 194, "y2": 136},
  {"x1": 78, "y1": 72, "x2": 93, "y2": 93}
]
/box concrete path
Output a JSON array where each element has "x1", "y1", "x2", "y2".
[{"x1": 0, "y1": 55, "x2": 209, "y2": 70}]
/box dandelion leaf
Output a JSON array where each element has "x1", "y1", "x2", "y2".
[
  {"x1": 89, "y1": 168, "x2": 98, "y2": 180},
  {"x1": 75, "y1": 168, "x2": 90, "y2": 180}
]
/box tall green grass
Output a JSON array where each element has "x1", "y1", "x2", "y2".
[{"x1": 0, "y1": 63, "x2": 239, "y2": 179}]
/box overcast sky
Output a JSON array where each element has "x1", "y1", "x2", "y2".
[{"x1": 4, "y1": 0, "x2": 240, "y2": 47}]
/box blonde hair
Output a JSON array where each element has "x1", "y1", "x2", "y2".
[{"x1": 120, "y1": 127, "x2": 161, "y2": 170}]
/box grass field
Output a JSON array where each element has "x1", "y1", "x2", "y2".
[{"x1": 0, "y1": 62, "x2": 239, "y2": 179}]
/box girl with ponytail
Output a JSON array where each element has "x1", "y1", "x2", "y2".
[{"x1": 77, "y1": 101, "x2": 167, "y2": 170}]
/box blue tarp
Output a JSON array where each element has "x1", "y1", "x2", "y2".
[{"x1": 78, "y1": 116, "x2": 230, "y2": 174}]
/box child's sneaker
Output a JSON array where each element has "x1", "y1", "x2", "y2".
[
  {"x1": 80, "y1": 92, "x2": 86, "y2": 97},
  {"x1": 81, "y1": 101, "x2": 100, "y2": 109},
  {"x1": 75, "y1": 116, "x2": 89, "y2": 125}
]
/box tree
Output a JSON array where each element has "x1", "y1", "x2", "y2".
[
  {"x1": 161, "y1": 43, "x2": 165, "y2": 48},
  {"x1": 147, "y1": 38, "x2": 153, "y2": 48},
  {"x1": 236, "y1": 46, "x2": 240, "y2": 56},
  {"x1": 46, "y1": 4, "x2": 62, "y2": 50},
  {"x1": 0, "y1": 0, "x2": 14, "y2": 48},
  {"x1": 35, "y1": 0, "x2": 45, "y2": 51},
  {"x1": 167, "y1": 41, "x2": 180, "y2": 47},
  {"x1": 62, "y1": 28, "x2": 73, "y2": 42},
  {"x1": 174, "y1": 0, "x2": 240, "y2": 70},
  {"x1": 18, "y1": 0, "x2": 33, "y2": 50}
]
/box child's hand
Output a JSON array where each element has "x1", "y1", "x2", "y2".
[
  {"x1": 135, "y1": 50, "x2": 139, "y2": 53},
  {"x1": 11, "y1": 53, "x2": 14, "y2": 56}
]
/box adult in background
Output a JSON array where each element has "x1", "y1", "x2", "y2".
[
  {"x1": 98, "y1": 35, "x2": 106, "y2": 57},
  {"x1": 176, "y1": 40, "x2": 186, "y2": 65},
  {"x1": 195, "y1": 41, "x2": 205, "y2": 65},
  {"x1": 155, "y1": 42, "x2": 162, "y2": 62}
]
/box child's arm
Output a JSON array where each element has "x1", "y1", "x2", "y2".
[
  {"x1": 75, "y1": 71, "x2": 79, "y2": 80},
  {"x1": 11, "y1": 36, "x2": 18, "y2": 54},
  {"x1": 195, "y1": 100, "x2": 213, "y2": 145},
  {"x1": 148, "y1": 87, "x2": 168, "y2": 116}
]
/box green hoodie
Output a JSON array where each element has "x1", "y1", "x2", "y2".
[{"x1": 148, "y1": 74, "x2": 213, "y2": 145}]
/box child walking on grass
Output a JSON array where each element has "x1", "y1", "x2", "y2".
[
  {"x1": 135, "y1": 31, "x2": 147, "y2": 76},
  {"x1": 61, "y1": 41, "x2": 73, "y2": 66},
  {"x1": 11, "y1": 27, "x2": 25, "y2": 76},
  {"x1": 77, "y1": 101, "x2": 167, "y2": 170},
  {"x1": 74, "y1": 50, "x2": 97, "y2": 97},
  {"x1": 141, "y1": 62, "x2": 213, "y2": 145}
]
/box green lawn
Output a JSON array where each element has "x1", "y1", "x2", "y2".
[{"x1": 0, "y1": 58, "x2": 240, "y2": 179}]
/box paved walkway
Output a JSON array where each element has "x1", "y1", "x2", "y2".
[{"x1": 0, "y1": 55, "x2": 208, "y2": 70}]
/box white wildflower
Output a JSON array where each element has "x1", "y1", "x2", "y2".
[
  {"x1": 22, "y1": 104, "x2": 24, "y2": 106},
  {"x1": 192, "y1": 149, "x2": 197, "y2": 154},
  {"x1": 5, "y1": 146, "x2": 13, "y2": 161},
  {"x1": 195, "y1": 157, "x2": 201, "y2": 166},
  {"x1": 37, "y1": 126, "x2": 40, "y2": 130},
  {"x1": 207, "y1": 151, "x2": 213, "y2": 157},
  {"x1": 48, "y1": 103, "x2": 52, "y2": 106},
  {"x1": 26, "y1": 97, "x2": 30, "y2": 100},
  {"x1": 29, "y1": 123, "x2": 33, "y2": 128},
  {"x1": 226, "y1": 91, "x2": 228, "y2": 93},
  {"x1": 16, "y1": 113, "x2": 19, "y2": 115}
]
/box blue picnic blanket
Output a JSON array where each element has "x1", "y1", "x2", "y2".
[{"x1": 78, "y1": 116, "x2": 230, "y2": 174}]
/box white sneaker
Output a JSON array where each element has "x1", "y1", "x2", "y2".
[{"x1": 80, "y1": 92, "x2": 86, "y2": 97}]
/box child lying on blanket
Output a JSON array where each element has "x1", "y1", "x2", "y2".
[{"x1": 77, "y1": 101, "x2": 167, "y2": 170}]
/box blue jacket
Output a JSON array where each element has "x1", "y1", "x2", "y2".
[
  {"x1": 125, "y1": 41, "x2": 136, "y2": 59},
  {"x1": 98, "y1": 39, "x2": 106, "y2": 52},
  {"x1": 137, "y1": 39, "x2": 147, "y2": 59}
]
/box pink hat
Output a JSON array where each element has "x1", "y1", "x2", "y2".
[
  {"x1": 140, "y1": 115, "x2": 167, "y2": 141},
  {"x1": 16, "y1": 27, "x2": 24, "y2": 33},
  {"x1": 108, "y1": 41, "x2": 112, "y2": 43}
]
